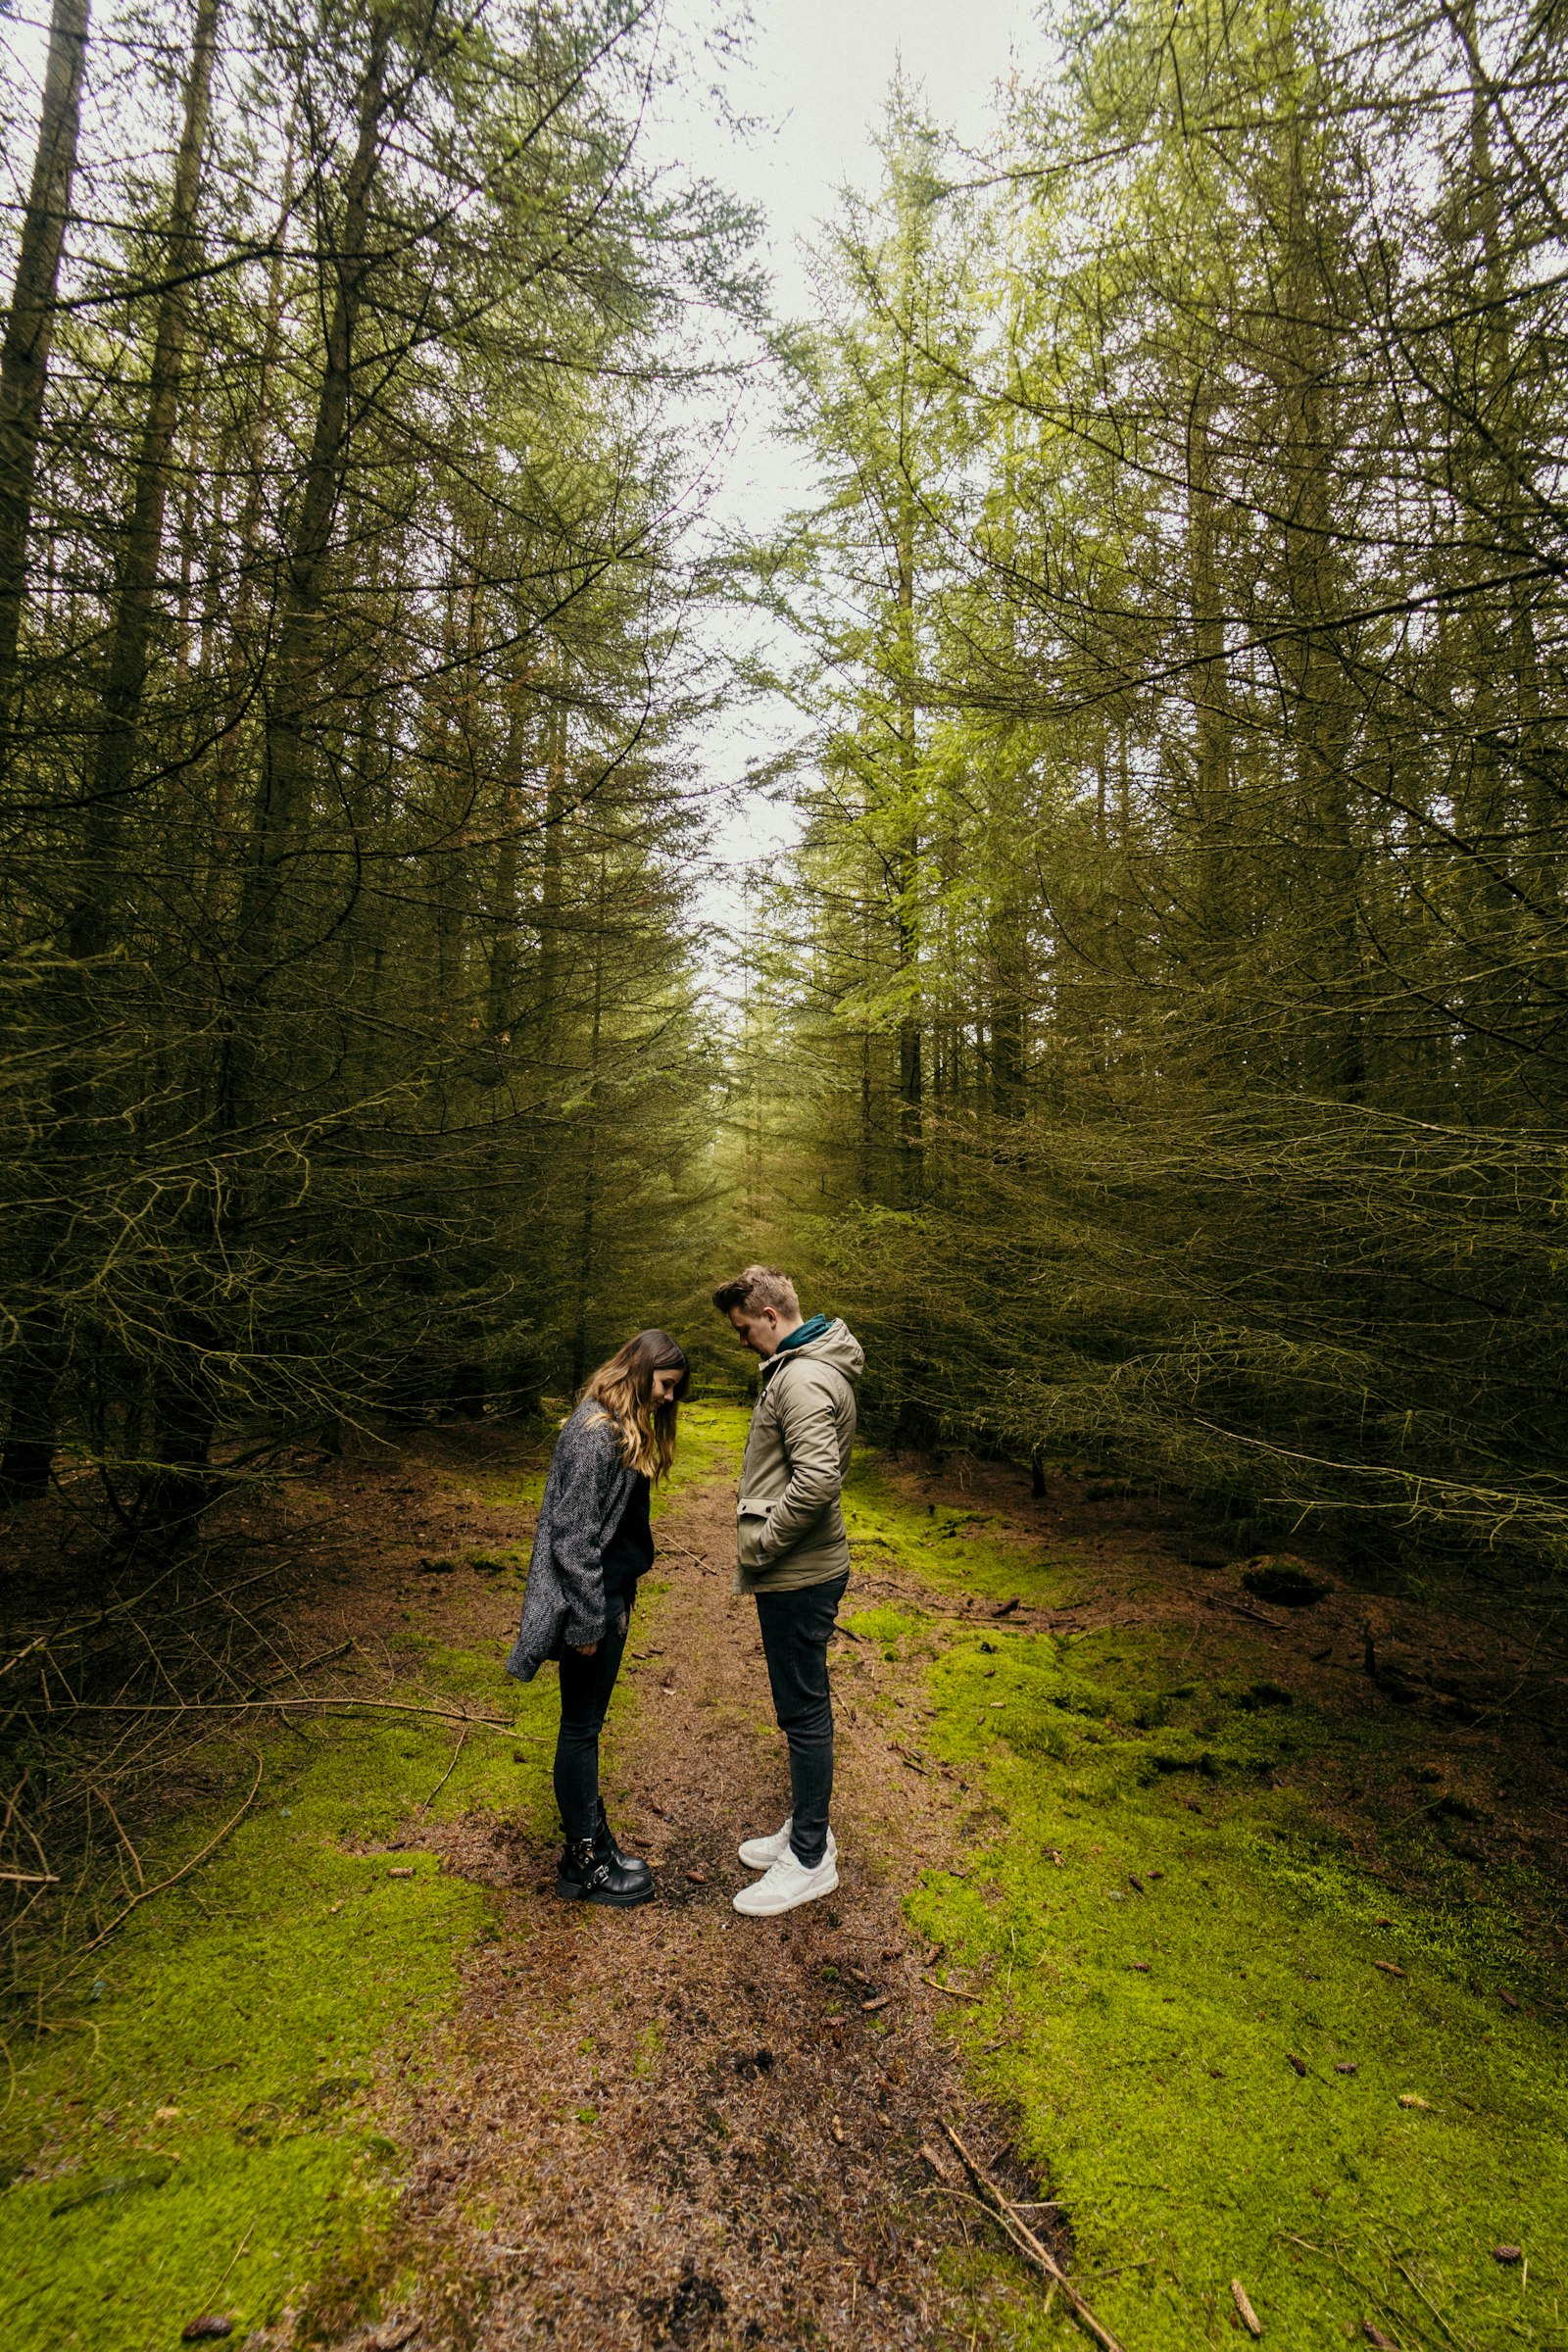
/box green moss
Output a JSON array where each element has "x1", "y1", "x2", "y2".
[
  {"x1": 660, "y1": 1400, "x2": 747, "y2": 1497},
  {"x1": 0, "y1": 1648, "x2": 558, "y2": 2349},
  {"x1": 475, "y1": 1464, "x2": 548, "y2": 1512},
  {"x1": 0, "y1": 1405, "x2": 743, "y2": 2350},
  {"x1": 844, "y1": 1602, "x2": 931, "y2": 1658},
  {"x1": 852, "y1": 1476, "x2": 1568, "y2": 2348},
  {"x1": 633, "y1": 2022, "x2": 663, "y2": 2079},
  {"x1": 843, "y1": 1464, "x2": 1084, "y2": 1608}
]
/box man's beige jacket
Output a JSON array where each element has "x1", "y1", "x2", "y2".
[{"x1": 734, "y1": 1318, "x2": 864, "y2": 1593}]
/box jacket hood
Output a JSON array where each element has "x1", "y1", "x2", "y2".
[{"x1": 768, "y1": 1315, "x2": 863, "y2": 1387}]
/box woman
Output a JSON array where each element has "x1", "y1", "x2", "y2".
[{"x1": 506, "y1": 1329, "x2": 689, "y2": 1906}]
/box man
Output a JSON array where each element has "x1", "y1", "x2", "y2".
[{"x1": 712, "y1": 1263, "x2": 863, "y2": 1917}]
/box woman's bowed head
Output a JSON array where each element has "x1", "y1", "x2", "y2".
[
  {"x1": 574, "y1": 1329, "x2": 690, "y2": 1651},
  {"x1": 504, "y1": 1328, "x2": 689, "y2": 1909}
]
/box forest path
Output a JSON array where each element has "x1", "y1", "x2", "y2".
[
  {"x1": 345, "y1": 1400, "x2": 1568, "y2": 2352},
  {"x1": 6, "y1": 1395, "x2": 1558, "y2": 2350},
  {"x1": 372, "y1": 1414, "x2": 1048, "y2": 2352}
]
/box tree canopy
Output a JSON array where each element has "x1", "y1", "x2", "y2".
[
  {"x1": 0, "y1": 0, "x2": 1564, "y2": 1590},
  {"x1": 742, "y1": 0, "x2": 1568, "y2": 1585},
  {"x1": 0, "y1": 0, "x2": 750, "y2": 1533}
]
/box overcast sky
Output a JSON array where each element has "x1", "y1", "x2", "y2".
[
  {"x1": 683, "y1": 0, "x2": 1035, "y2": 313},
  {"x1": 649, "y1": 0, "x2": 1041, "y2": 900}
]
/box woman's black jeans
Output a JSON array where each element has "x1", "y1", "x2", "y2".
[
  {"x1": 554, "y1": 1602, "x2": 630, "y2": 1842},
  {"x1": 755, "y1": 1570, "x2": 849, "y2": 1869}
]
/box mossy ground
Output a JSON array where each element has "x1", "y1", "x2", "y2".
[
  {"x1": 0, "y1": 1594, "x2": 556, "y2": 2347},
  {"x1": 6, "y1": 1410, "x2": 1562, "y2": 2351},
  {"x1": 842, "y1": 1459, "x2": 1568, "y2": 2350},
  {"x1": 0, "y1": 1404, "x2": 746, "y2": 2352}
]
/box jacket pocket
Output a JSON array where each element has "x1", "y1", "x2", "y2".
[{"x1": 736, "y1": 1503, "x2": 772, "y2": 1572}]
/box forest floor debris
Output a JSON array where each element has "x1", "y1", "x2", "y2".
[{"x1": 0, "y1": 1402, "x2": 1565, "y2": 2347}]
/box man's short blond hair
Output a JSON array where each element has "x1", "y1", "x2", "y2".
[{"x1": 711, "y1": 1263, "x2": 800, "y2": 1319}]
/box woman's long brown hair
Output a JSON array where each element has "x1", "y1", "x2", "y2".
[{"x1": 582, "y1": 1329, "x2": 690, "y2": 1482}]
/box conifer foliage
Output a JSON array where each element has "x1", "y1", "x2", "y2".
[
  {"x1": 754, "y1": 0, "x2": 1568, "y2": 1573},
  {"x1": 0, "y1": 0, "x2": 740, "y2": 1527}
]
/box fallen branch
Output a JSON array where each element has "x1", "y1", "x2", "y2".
[
  {"x1": 943, "y1": 2124, "x2": 1129, "y2": 2352},
  {"x1": 417, "y1": 1725, "x2": 469, "y2": 1816},
  {"x1": 919, "y1": 2182, "x2": 1009, "y2": 2223},
  {"x1": 921, "y1": 2181, "x2": 1064, "y2": 2219},
  {"x1": 247, "y1": 1641, "x2": 353, "y2": 1695},
  {"x1": 923, "y1": 1976, "x2": 984, "y2": 2001},
  {"x1": 32, "y1": 1697, "x2": 512, "y2": 1727},
  {"x1": 86, "y1": 1779, "x2": 146, "y2": 1891},
  {"x1": 1276, "y1": 2230, "x2": 1419, "y2": 2349},
  {"x1": 70, "y1": 1747, "x2": 267, "y2": 1967},
  {"x1": 1206, "y1": 1595, "x2": 1285, "y2": 1631},
  {"x1": 0, "y1": 1631, "x2": 59, "y2": 1687},
  {"x1": 0, "y1": 1554, "x2": 289, "y2": 1686}
]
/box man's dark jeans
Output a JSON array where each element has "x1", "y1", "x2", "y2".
[
  {"x1": 554, "y1": 1603, "x2": 630, "y2": 1842},
  {"x1": 755, "y1": 1571, "x2": 849, "y2": 1869}
]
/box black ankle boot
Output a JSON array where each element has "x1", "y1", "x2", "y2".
[
  {"x1": 593, "y1": 1796, "x2": 651, "y2": 1886},
  {"x1": 556, "y1": 1833, "x2": 654, "y2": 1907}
]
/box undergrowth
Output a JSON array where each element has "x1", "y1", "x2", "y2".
[
  {"x1": 0, "y1": 1599, "x2": 555, "y2": 2348},
  {"x1": 14, "y1": 1405, "x2": 1559, "y2": 2349},
  {"x1": 0, "y1": 1400, "x2": 745, "y2": 2350},
  {"x1": 843, "y1": 1459, "x2": 1568, "y2": 2351}
]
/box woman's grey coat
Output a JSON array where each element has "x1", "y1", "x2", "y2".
[{"x1": 505, "y1": 1400, "x2": 639, "y2": 1683}]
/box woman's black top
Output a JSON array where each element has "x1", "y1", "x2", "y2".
[{"x1": 601, "y1": 1470, "x2": 654, "y2": 1608}]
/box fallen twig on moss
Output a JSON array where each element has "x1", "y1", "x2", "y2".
[
  {"x1": 71, "y1": 1747, "x2": 266, "y2": 1966},
  {"x1": 39, "y1": 1696, "x2": 512, "y2": 1727},
  {"x1": 943, "y1": 2123, "x2": 1129, "y2": 2352},
  {"x1": 1276, "y1": 2231, "x2": 1422, "y2": 2350},
  {"x1": 417, "y1": 1725, "x2": 469, "y2": 1815},
  {"x1": 1390, "y1": 2249, "x2": 1479, "y2": 2352}
]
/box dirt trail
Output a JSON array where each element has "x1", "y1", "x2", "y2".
[
  {"x1": 358, "y1": 1461, "x2": 1045, "y2": 2352},
  {"x1": 267, "y1": 1404, "x2": 1568, "y2": 2352}
]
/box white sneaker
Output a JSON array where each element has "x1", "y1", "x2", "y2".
[
  {"x1": 738, "y1": 1818, "x2": 838, "y2": 1871},
  {"x1": 732, "y1": 1845, "x2": 840, "y2": 1917}
]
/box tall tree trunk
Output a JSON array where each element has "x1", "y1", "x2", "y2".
[
  {"x1": 209, "y1": 129, "x2": 296, "y2": 871},
  {"x1": 894, "y1": 481, "x2": 923, "y2": 1202},
  {"x1": 76, "y1": 0, "x2": 220, "y2": 961},
  {"x1": 1276, "y1": 119, "x2": 1364, "y2": 1099},
  {"x1": 569, "y1": 859, "x2": 606, "y2": 1392},
  {"x1": 1187, "y1": 378, "x2": 1232, "y2": 961},
  {"x1": 484, "y1": 686, "x2": 528, "y2": 1056},
  {"x1": 235, "y1": 25, "x2": 389, "y2": 1001},
  {"x1": 0, "y1": 0, "x2": 90, "y2": 736},
  {"x1": 534, "y1": 688, "x2": 569, "y2": 1065},
  {"x1": 988, "y1": 896, "x2": 1026, "y2": 1117},
  {"x1": 4, "y1": 0, "x2": 222, "y2": 1517}
]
